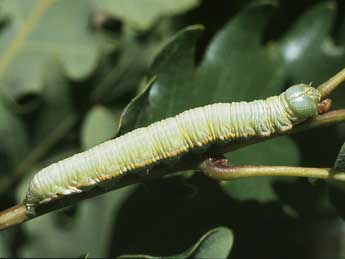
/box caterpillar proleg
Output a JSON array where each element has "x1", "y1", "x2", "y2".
[{"x1": 25, "y1": 84, "x2": 321, "y2": 205}]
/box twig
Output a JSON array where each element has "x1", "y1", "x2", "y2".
[
  {"x1": 201, "y1": 157, "x2": 342, "y2": 181},
  {"x1": 0, "y1": 204, "x2": 28, "y2": 230},
  {"x1": 317, "y1": 68, "x2": 345, "y2": 99}
]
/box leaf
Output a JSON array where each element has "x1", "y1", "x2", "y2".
[
  {"x1": 0, "y1": 230, "x2": 11, "y2": 257},
  {"x1": 92, "y1": 0, "x2": 201, "y2": 31},
  {"x1": 337, "y1": 124, "x2": 345, "y2": 141},
  {"x1": 0, "y1": 61, "x2": 78, "y2": 195},
  {"x1": 0, "y1": 99, "x2": 28, "y2": 173},
  {"x1": 185, "y1": 227, "x2": 233, "y2": 259},
  {"x1": 122, "y1": 24, "x2": 202, "y2": 129},
  {"x1": 277, "y1": 1, "x2": 345, "y2": 110},
  {"x1": 116, "y1": 2, "x2": 298, "y2": 202},
  {"x1": 195, "y1": 3, "x2": 284, "y2": 104},
  {"x1": 277, "y1": 1, "x2": 344, "y2": 84},
  {"x1": 0, "y1": 0, "x2": 99, "y2": 100},
  {"x1": 222, "y1": 138, "x2": 300, "y2": 202},
  {"x1": 33, "y1": 61, "x2": 75, "y2": 144},
  {"x1": 91, "y1": 39, "x2": 151, "y2": 104},
  {"x1": 120, "y1": 2, "x2": 286, "y2": 128},
  {"x1": 81, "y1": 106, "x2": 119, "y2": 150},
  {"x1": 118, "y1": 227, "x2": 234, "y2": 259},
  {"x1": 334, "y1": 143, "x2": 345, "y2": 173},
  {"x1": 116, "y1": 77, "x2": 156, "y2": 136},
  {"x1": 275, "y1": 2, "x2": 345, "y2": 214},
  {"x1": 327, "y1": 143, "x2": 345, "y2": 219},
  {"x1": 19, "y1": 186, "x2": 135, "y2": 257}
]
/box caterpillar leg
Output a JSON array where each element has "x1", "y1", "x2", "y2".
[{"x1": 318, "y1": 98, "x2": 332, "y2": 114}]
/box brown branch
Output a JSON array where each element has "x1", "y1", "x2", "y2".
[{"x1": 0, "y1": 204, "x2": 28, "y2": 230}]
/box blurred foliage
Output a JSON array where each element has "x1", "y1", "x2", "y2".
[
  {"x1": 334, "y1": 143, "x2": 345, "y2": 172},
  {"x1": 0, "y1": 0, "x2": 345, "y2": 258},
  {"x1": 0, "y1": 0, "x2": 100, "y2": 101},
  {"x1": 93, "y1": 0, "x2": 200, "y2": 31},
  {"x1": 118, "y1": 226, "x2": 233, "y2": 259},
  {"x1": 81, "y1": 105, "x2": 119, "y2": 150}
]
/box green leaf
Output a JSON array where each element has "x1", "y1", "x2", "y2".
[
  {"x1": 277, "y1": 1, "x2": 344, "y2": 85},
  {"x1": 195, "y1": 3, "x2": 284, "y2": 104},
  {"x1": 33, "y1": 61, "x2": 75, "y2": 144},
  {"x1": 0, "y1": 230, "x2": 11, "y2": 257},
  {"x1": 185, "y1": 227, "x2": 233, "y2": 259},
  {"x1": 128, "y1": 24, "x2": 202, "y2": 128},
  {"x1": 118, "y1": 227, "x2": 234, "y2": 259},
  {"x1": 91, "y1": 39, "x2": 151, "y2": 104},
  {"x1": 327, "y1": 143, "x2": 345, "y2": 219},
  {"x1": 276, "y1": 2, "x2": 345, "y2": 214},
  {"x1": 117, "y1": 2, "x2": 298, "y2": 202},
  {"x1": 277, "y1": 1, "x2": 345, "y2": 111},
  {"x1": 334, "y1": 143, "x2": 345, "y2": 172},
  {"x1": 337, "y1": 124, "x2": 345, "y2": 141},
  {"x1": 120, "y1": 2, "x2": 286, "y2": 128},
  {"x1": 0, "y1": 99, "x2": 28, "y2": 173},
  {"x1": 81, "y1": 106, "x2": 119, "y2": 150},
  {"x1": 19, "y1": 186, "x2": 135, "y2": 257},
  {"x1": 1, "y1": 61, "x2": 78, "y2": 195},
  {"x1": 116, "y1": 77, "x2": 156, "y2": 136},
  {"x1": 92, "y1": 0, "x2": 201, "y2": 31},
  {"x1": 222, "y1": 137, "x2": 300, "y2": 202},
  {"x1": 0, "y1": 0, "x2": 99, "y2": 100}
]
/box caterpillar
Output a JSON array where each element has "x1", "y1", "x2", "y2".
[{"x1": 25, "y1": 84, "x2": 322, "y2": 206}]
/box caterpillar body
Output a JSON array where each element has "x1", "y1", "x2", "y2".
[{"x1": 25, "y1": 84, "x2": 321, "y2": 205}]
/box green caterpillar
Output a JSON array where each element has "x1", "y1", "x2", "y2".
[{"x1": 25, "y1": 84, "x2": 321, "y2": 205}]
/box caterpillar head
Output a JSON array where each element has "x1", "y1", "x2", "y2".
[{"x1": 284, "y1": 84, "x2": 321, "y2": 121}]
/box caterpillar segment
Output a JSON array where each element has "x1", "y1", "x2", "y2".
[{"x1": 25, "y1": 84, "x2": 321, "y2": 205}]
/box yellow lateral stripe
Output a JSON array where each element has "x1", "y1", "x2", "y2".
[{"x1": 0, "y1": 0, "x2": 56, "y2": 74}]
